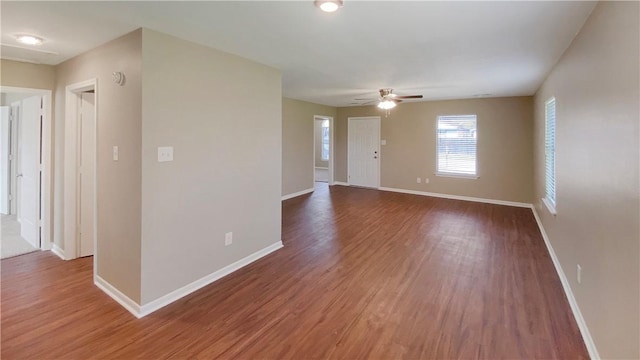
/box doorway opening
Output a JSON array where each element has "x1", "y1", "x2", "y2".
[
  {"x1": 313, "y1": 115, "x2": 334, "y2": 185},
  {"x1": 64, "y1": 79, "x2": 97, "y2": 262},
  {"x1": 0, "y1": 87, "x2": 53, "y2": 259}
]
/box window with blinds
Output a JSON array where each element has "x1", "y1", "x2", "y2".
[
  {"x1": 436, "y1": 115, "x2": 477, "y2": 176},
  {"x1": 544, "y1": 98, "x2": 556, "y2": 210},
  {"x1": 321, "y1": 120, "x2": 330, "y2": 161}
]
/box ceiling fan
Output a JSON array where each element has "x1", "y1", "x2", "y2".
[{"x1": 352, "y1": 89, "x2": 423, "y2": 113}]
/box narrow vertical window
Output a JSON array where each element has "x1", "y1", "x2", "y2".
[
  {"x1": 436, "y1": 115, "x2": 477, "y2": 177},
  {"x1": 544, "y1": 97, "x2": 557, "y2": 213},
  {"x1": 321, "y1": 120, "x2": 329, "y2": 161}
]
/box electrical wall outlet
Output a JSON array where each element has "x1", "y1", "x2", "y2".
[
  {"x1": 225, "y1": 232, "x2": 233, "y2": 246},
  {"x1": 425, "y1": 178, "x2": 430, "y2": 184},
  {"x1": 157, "y1": 146, "x2": 174, "y2": 162},
  {"x1": 113, "y1": 146, "x2": 119, "y2": 161},
  {"x1": 417, "y1": 177, "x2": 421, "y2": 183},
  {"x1": 577, "y1": 264, "x2": 582, "y2": 284}
]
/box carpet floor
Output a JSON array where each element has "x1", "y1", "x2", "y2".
[{"x1": 1, "y1": 215, "x2": 37, "y2": 259}]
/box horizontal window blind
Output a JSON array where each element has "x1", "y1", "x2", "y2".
[
  {"x1": 545, "y1": 98, "x2": 556, "y2": 206},
  {"x1": 437, "y1": 115, "x2": 477, "y2": 176},
  {"x1": 321, "y1": 120, "x2": 329, "y2": 161}
]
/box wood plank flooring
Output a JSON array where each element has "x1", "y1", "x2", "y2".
[{"x1": 1, "y1": 183, "x2": 588, "y2": 359}]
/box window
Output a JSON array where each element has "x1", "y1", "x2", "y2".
[
  {"x1": 437, "y1": 115, "x2": 477, "y2": 177},
  {"x1": 544, "y1": 98, "x2": 556, "y2": 213},
  {"x1": 321, "y1": 120, "x2": 329, "y2": 161}
]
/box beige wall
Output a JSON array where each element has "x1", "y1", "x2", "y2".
[
  {"x1": 533, "y1": 2, "x2": 639, "y2": 358},
  {"x1": 282, "y1": 98, "x2": 336, "y2": 196},
  {"x1": 55, "y1": 30, "x2": 143, "y2": 303},
  {"x1": 314, "y1": 119, "x2": 329, "y2": 168},
  {"x1": 335, "y1": 97, "x2": 534, "y2": 203},
  {"x1": 0, "y1": 59, "x2": 55, "y2": 90},
  {"x1": 140, "y1": 29, "x2": 282, "y2": 304}
]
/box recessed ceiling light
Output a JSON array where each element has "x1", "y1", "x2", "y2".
[
  {"x1": 314, "y1": 0, "x2": 343, "y2": 13},
  {"x1": 16, "y1": 35, "x2": 44, "y2": 46}
]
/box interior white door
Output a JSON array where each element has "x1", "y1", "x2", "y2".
[
  {"x1": 10, "y1": 103, "x2": 20, "y2": 215},
  {"x1": 18, "y1": 96, "x2": 42, "y2": 248},
  {"x1": 78, "y1": 92, "x2": 95, "y2": 257},
  {"x1": 1, "y1": 107, "x2": 10, "y2": 214},
  {"x1": 348, "y1": 117, "x2": 380, "y2": 188}
]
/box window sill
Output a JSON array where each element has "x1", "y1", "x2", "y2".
[
  {"x1": 436, "y1": 172, "x2": 479, "y2": 180},
  {"x1": 542, "y1": 197, "x2": 557, "y2": 216}
]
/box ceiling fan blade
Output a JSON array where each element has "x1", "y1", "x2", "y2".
[
  {"x1": 394, "y1": 95, "x2": 423, "y2": 99},
  {"x1": 395, "y1": 99, "x2": 403, "y2": 103},
  {"x1": 354, "y1": 98, "x2": 376, "y2": 101},
  {"x1": 361, "y1": 100, "x2": 378, "y2": 105}
]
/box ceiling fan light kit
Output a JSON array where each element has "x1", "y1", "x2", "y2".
[
  {"x1": 377, "y1": 99, "x2": 397, "y2": 110},
  {"x1": 314, "y1": 0, "x2": 343, "y2": 13},
  {"x1": 358, "y1": 88, "x2": 423, "y2": 116}
]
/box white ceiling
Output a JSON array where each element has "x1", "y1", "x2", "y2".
[{"x1": 1, "y1": 1, "x2": 596, "y2": 106}]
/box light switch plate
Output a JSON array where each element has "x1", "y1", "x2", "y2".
[
  {"x1": 158, "y1": 146, "x2": 174, "y2": 162},
  {"x1": 113, "y1": 146, "x2": 119, "y2": 161},
  {"x1": 381, "y1": 139, "x2": 387, "y2": 145}
]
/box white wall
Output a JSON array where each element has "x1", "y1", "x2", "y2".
[{"x1": 140, "y1": 29, "x2": 282, "y2": 304}]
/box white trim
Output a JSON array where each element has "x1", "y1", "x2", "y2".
[
  {"x1": 314, "y1": 166, "x2": 328, "y2": 170},
  {"x1": 0, "y1": 86, "x2": 53, "y2": 251},
  {"x1": 542, "y1": 197, "x2": 557, "y2": 215},
  {"x1": 94, "y1": 275, "x2": 142, "y2": 319},
  {"x1": 51, "y1": 244, "x2": 66, "y2": 260},
  {"x1": 333, "y1": 181, "x2": 349, "y2": 186},
  {"x1": 531, "y1": 207, "x2": 599, "y2": 360},
  {"x1": 139, "y1": 240, "x2": 284, "y2": 317},
  {"x1": 313, "y1": 115, "x2": 335, "y2": 185},
  {"x1": 436, "y1": 114, "x2": 479, "y2": 178},
  {"x1": 64, "y1": 79, "x2": 98, "y2": 263},
  {"x1": 435, "y1": 172, "x2": 480, "y2": 180},
  {"x1": 329, "y1": 115, "x2": 335, "y2": 185},
  {"x1": 378, "y1": 187, "x2": 531, "y2": 208},
  {"x1": 281, "y1": 187, "x2": 314, "y2": 201}
]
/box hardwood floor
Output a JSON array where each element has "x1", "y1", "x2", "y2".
[{"x1": 1, "y1": 183, "x2": 588, "y2": 359}]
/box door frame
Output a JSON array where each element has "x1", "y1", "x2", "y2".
[
  {"x1": 64, "y1": 79, "x2": 98, "y2": 262},
  {"x1": 9, "y1": 101, "x2": 20, "y2": 216},
  {"x1": 0, "y1": 86, "x2": 53, "y2": 251},
  {"x1": 313, "y1": 115, "x2": 334, "y2": 186},
  {"x1": 347, "y1": 116, "x2": 381, "y2": 188}
]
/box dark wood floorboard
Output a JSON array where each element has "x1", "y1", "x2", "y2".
[{"x1": 1, "y1": 183, "x2": 588, "y2": 359}]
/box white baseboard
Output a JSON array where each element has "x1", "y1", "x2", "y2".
[
  {"x1": 139, "y1": 240, "x2": 284, "y2": 317},
  {"x1": 95, "y1": 275, "x2": 142, "y2": 318},
  {"x1": 41, "y1": 240, "x2": 52, "y2": 251},
  {"x1": 531, "y1": 207, "x2": 600, "y2": 359},
  {"x1": 333, "y1": 181, "x2": 349, "y2": 186},
  {"x1": 51, "y1": 244, "x2": 66, "y2": 260},
  {"x1": 281, "y1": 187, "x2": 314, "y2": 201},
  {"x1": 378, "y1": 187, "x2": 532, "y2": 208}
]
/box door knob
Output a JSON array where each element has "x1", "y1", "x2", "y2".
[{"x1": 374, "y1": 156, "x2": 378, "y2": 159}]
